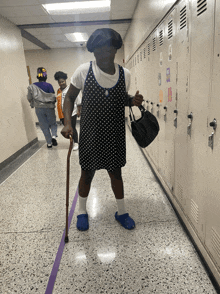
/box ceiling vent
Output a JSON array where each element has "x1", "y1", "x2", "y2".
[
  {"x1": 159, "y1": 30, "x2": 164, "y2": 46},
  {"x1": 180, "y1": 6, "x2": 187, "y2": 30},
  {"x1": 168, "y1": 20, "x2": 173, "y2": 39},
  {"x1": 153, "y1": 38, "x2": 156, "y2": 51},
  {"x1": 148, "y1": 43, "x2": 150, "y2": 55},
  {"x1": 197, "y1": 0, "x2": 207, "y2": 16}
]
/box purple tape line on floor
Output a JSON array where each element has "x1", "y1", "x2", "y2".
[{"x1": 45, "y1": 188, "x2": 79, "y2": 294}]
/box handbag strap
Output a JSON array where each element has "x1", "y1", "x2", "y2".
[
  {"x1": 129, "y1": 105, "x2": 135, "y2": 122},
  {"x1": 129, "y1": 104, "x2": 146, "y2": 122}
]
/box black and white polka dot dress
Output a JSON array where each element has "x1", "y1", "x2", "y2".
[{"x1": 79, "y1": 61, "x2": 127, "y2": 172}]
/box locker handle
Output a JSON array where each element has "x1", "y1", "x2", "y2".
[
  {"x1": 188, "y1": 113, "x2": 193, "y2": 119},
  {"x1": 151, "y1": 102, "x2": 153, "y2": 105},
  {"x1": 164, "y1": 106, "x2": 167, "y2": 110},
  {"x1": 174, "y1": 110, "x2": 178, "y2": 114},
  {"x1": 210, "y1": 119, "x2": 217, "y2": 130},
  {"x1": 157, "y1": 104, "x2": 160, "y2": 107}
]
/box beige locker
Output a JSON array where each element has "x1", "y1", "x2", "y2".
[
  {"x1": 157, "y1": 9, "x2": 177, "y2": 192},
  {"x1": 204, "y1": 0, "x2": 220, "y2": 272},
  {"x1": 157, "y1": 22, "x2": 167, "y2": 181},
  {"x1": 173, "y1": 0, "x2": 190, "y2": 210},
  {"x1": 144, "y1": 31, "x2": 160, "y2": 166},
  {"x1": 186, "y1": 0, "x2": 214, "y2": 241}
]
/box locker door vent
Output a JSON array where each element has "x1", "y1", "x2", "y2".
[
  {"x1": 144, "y1": 47, "x2": 146, "y2": 58},
  {"x1": 168, "y1": 20, "x2": 173, "y2": 39},
  {"x1": 140, "y1": 50, "x2": 142, "y2": 62},
  {"x1": 180, "y1": 6, "x2": 187, "y2": 30},
  {"x1": 137, "y1": 53, "x2": 139, "y2": 63},
  {"x1": 176, "y1": 182, "x2": 183, "y2": 203},
  {"x1": 159, "y1": 30, "x2": 163, "y2": 46},
  {"x1": 197, "y1": 0, "x2": 207, "y2": 17},
  {"x1": 191, "y1": 199, "x2": 199, "y2": 224},
  {"x1": 135, "y1": 56, "x2": 136, "y2": 66},
  {"x1": 211, "y1": 228, "x2": 220, "y2": 259},
  {"x1": 153, "y1": 38, "x2": 156, "y2": 51},
  {"x1": 148, "y1": 43, "x2": 150, "y2": 55}
]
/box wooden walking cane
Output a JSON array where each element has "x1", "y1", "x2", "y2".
[{"x1": 65, "y1": 135, "x2": 74, "y2": 243}]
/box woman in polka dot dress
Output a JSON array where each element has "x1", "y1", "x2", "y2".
[{"x1": 61, "y1": 28, "x2": 143, "y2": 231}]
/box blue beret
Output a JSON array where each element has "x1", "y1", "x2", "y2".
[{"x1": 87, "y1": 28, "x2": 123, "y2": 52}]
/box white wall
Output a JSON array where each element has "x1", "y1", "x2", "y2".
[
  {"x1": 0, "y1": 15, "x2": 37, "y2": 165},
  {"x1": 24, "y1": 45, "x2": 125, "y2": 121},
  {"x1": 124, "y1": 0, "x2": 177, "y2": 61}
]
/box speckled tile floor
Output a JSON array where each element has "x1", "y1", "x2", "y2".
[{"x1": 0, "y1": 123, "x2": 218, "y2": 294}]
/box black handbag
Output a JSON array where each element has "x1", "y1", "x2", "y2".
[{"x1": 129, "y1": 105, "x2": 160, "y2": 148}]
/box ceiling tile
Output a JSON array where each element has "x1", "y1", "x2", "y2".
[
  {"x1": 25, "y1": 27, "x2": 63, "y2": 36},
  {"x1": 0, "y1": 0, "x2": 39, "y2": 6},
  {"x1": 0, "y1": 5, "x2": 47, "y2": 18},
  {"x1": 37, "y1": 0, "x2": 91, "y2": 3},
  {"x1": 37, "y1": 34, "x2": 68, "y2": 42},
  {"x1": 8, "y1": 16, "x2": 55, "y2": 25},
  {"x1": 50, "y1": 12, "x2": 111, "y2": 22}
]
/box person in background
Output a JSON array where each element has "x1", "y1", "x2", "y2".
[
  {"x1": 54, "y1": 71, "x2": 81, "y2": 151},
  {"x1": 61, "y1": 28, "x2": 143, "y2": 231},
  {"x1": 27, "y1": 67, "x2": 58, "y2": 148}
]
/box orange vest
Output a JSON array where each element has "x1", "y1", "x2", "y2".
[{"x1": 56, "y1": 88, "x2": 64, "y2": 119}]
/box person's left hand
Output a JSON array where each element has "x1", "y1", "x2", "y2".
[{"x1": 132, "y1": 90, "x2": 144, "y2": 106}]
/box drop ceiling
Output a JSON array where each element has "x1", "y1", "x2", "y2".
[
  {"x1": 0, "y1": 0, "x2": 138, "y2": 50},
  {"x1": 0, "y1": 0, "x2": 178, "y2": 51}
]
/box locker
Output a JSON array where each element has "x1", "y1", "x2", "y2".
[
  {"x1": 157, "y1": 22, "x2": 167, "y2": 183},
  {"x1": 145, "y1": 31, "x2": 159, "y2": 167},
  {"x1": 125, "y1": 0, "x2": 220, "y2": 284},
  {"x1": 173, "y1": 0, "x2": 190, "y2": 210},
  {"x1": 186, "y1": 0, "x2": 214, "y2": 242},
  {"x1": 204, "y1": 0, "x2": 220, "y2": 271},
  {"x1": 157, "y1": 9, "x2": 177, "y2": 192}
]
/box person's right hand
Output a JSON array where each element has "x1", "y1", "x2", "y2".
[{"x1": 61, "y1": 124, "x2": 73, "y2": 139}]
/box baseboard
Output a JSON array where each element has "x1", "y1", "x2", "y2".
[{"x1": 0, "y1": 137, "x2": 38, "y2": 171}]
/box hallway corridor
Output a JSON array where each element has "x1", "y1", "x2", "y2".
[{"x1": 0, "y1": 124, "x2": 217, "y2": 294}]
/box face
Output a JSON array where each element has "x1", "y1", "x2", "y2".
[
  {"x1": 58, "y1": 78, "x2": 67, "y2": 90},
  {"x1": 93, "y1": 45, "x2": 117, "y2": 68}
]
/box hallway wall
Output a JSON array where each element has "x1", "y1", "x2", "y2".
[{"x1": 0, "y1": 15, "x2": 37, "y2": 166}]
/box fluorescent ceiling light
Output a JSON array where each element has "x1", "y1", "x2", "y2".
[
  {"x1": 65, "y1": 32, "x2": 88, "y2": 42},
  {"x1": 42, "y1": 1, "x2": 111, "y2": 15}
]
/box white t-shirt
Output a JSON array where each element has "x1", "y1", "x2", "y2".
[
  {"x1": 62, "y1": 85, "x2": 82, "y2": 117},
  {"x1": 70, "y1": 61, "x2": 131, "y2": 93}
]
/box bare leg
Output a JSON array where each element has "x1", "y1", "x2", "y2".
[
  {"x1": 78, "y1": 169, "x2": 96, "y2": 198},
  {"x1": 107, "y1": 168, "x2": 124, "y2": 200},
  {"x1": 77, "y1": 169, "x2": 95, "y2": 230}
]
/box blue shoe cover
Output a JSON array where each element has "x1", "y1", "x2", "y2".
[
  {"x1": 115, "y1": 212, "x2": 135, "y2": 230},
  {"x1": 77, "y1": 214, "x2": 89, "y2": 231}
]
